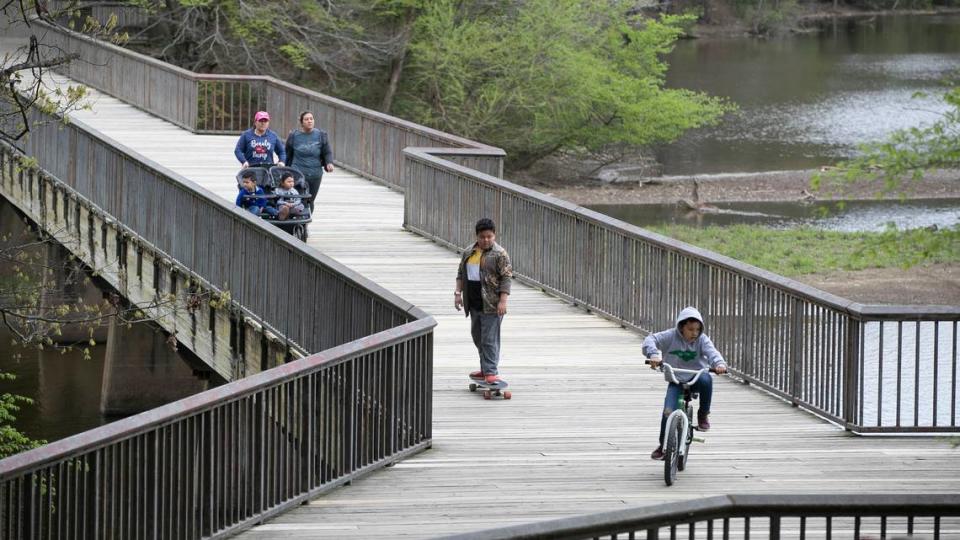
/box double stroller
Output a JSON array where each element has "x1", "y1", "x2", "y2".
[{"x1": 235, "y1": 165, "x2": 312, "y2": 241}]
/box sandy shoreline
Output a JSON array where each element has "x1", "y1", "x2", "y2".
[{"x1": 522, "y1": 169, "x2": 960, "y2": 206}]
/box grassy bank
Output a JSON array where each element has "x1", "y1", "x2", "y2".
[{"x1": 649, "y1": 224, "x2": 960, "y2": 277}]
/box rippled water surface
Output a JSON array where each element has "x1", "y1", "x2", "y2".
[
  {"x1": 591, "y1": 198, "x2": 960, "y2": 231},
  {"x1": 659, "y1": 14, "x2": 960, "y2": 175}
]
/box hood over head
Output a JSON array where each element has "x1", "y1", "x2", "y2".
[{"x1": 675, "y1": 306, "x2": 704, "y2": 331}]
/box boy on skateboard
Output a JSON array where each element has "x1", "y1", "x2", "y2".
[{"x1": 454, "y1": 218, "x2": 513, "y2": 384}]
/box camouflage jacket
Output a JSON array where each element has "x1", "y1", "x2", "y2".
[{"x1": 456, "y1": 242, "x2": 513, "y2": 315}]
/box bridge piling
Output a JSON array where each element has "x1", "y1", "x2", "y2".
[{"x1": 99, "y1": 314, "x2": 209, "y2": 416}]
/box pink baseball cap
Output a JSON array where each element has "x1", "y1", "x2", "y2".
[{"x1": 254, "y1": 111, "x2": 270, "y2": 122}]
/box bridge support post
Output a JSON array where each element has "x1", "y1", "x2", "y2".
[
  {"x1": 41, "y1": 242, "x2": 111, "y2": 343},
  {"x1": 100, "y1": 316, "x2": 208, "y2": 416}
]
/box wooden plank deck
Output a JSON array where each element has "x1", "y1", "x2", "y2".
[{"x1": 16, "y1": 62, "x2": 960, "y2": 538}]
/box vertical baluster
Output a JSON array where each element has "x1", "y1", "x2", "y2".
[
  {"x1": 857, "y1": 316, "x2": 865, "y2": 427},
  {"x1": 915, "y1": 322, "x2": 921, "y2": 427},
  {"x1": 952, "y1": 321, "x2": 958, "y2": 427},
  {"x1": 878, "y1": 322, "x2": 885, "y2": 426},
  {"x1": 933, "y1": 322, "x2": 939, "y2": 426},
  {"x1": 132, "y1": 436, "x2": 140, "y2": 540},
  {"x1": 769, "y1": 516, "x2": 780, "y2": 540},
  {"x1": 897, "y1": 322, "x2": 903, "y2": 427}
]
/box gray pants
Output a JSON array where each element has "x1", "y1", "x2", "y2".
[{"x1": 469, "y1": 308, "x2": 502, "y2": 375}]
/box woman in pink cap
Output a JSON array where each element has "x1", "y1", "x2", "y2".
[{"x1": 234, "y1": 111, "x2": 286, "y2": 169}]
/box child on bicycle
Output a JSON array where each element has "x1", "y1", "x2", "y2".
[{"x1": 643, "y1": 307, "x2": 727, "y2": 460}]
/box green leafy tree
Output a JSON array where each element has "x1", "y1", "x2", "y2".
[
  {"x1": 394, "y1": 0, "x2": 733, "y2": 169},
  {"x1": 815, "y1": 84, "x2": 960, "y2": 197},
  {"x1": 0, "y1": 372, "x2": 44, "y2": 459}
]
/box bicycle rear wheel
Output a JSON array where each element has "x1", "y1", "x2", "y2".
[{"x1": 663, "y1": 415, "x2": 681, "y2": 486}]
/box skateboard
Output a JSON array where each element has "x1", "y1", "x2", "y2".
[{"x1": 468, "y1": 376, "x2": 512, "y2": 400}]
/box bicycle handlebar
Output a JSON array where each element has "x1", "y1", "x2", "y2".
[
  {"x1": 644, "y1": 359, "x2": 718, "y2": 386},
  {"x1": 644, "y1": 359, "x2": 718, "y2": 374}
]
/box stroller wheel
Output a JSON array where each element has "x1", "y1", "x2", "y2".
[{"x1": 295, "y1": 225, "x2": 308, "y2": 242}]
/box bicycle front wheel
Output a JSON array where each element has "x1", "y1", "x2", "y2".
[
  {"x1": 679, "y1": 409, "x2": 693, "y2": 472},
  {"x1": 663, "y1": 415, "x2": 681, "y2": 486}
]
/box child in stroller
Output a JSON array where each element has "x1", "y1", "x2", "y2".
[
  {"x1": 234, "y1": 165, "x2": 312, "y2": 241},
  {"x1": 274, "y1": 172, "x2": 307, "y2": 221}
]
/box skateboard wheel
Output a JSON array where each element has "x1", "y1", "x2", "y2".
[
  {"x1": 503, "y1": 391, "x2": 512, "y2": 400},
  {"x1": 469, "y1": 383, "x2": 477, "y2": 392},
  {"x1": 483, "y1": 390, "x2": 492, "y2": 400}
]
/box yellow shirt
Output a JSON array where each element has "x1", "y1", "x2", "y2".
[{"x1": 465, "y1": 248, "x2": 482, "y2": 281}]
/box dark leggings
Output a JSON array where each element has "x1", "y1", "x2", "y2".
[{"x1": 305, "y1": 174, "x2": 322, "y2": 211}]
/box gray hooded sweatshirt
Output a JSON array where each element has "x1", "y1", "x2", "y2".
[{"x1": 642, "y1": 307, "x2": 726, "y2": 379}]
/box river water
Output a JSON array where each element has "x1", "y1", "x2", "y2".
[
  {"x1": 0, "y1": 329, "x2": 107, "y2": 444},
  {"x1": 592, "y1": 197, "x2": 960, "y2": 231},
  {"x1": 658, "y1": 13, "x2": 960, "y2": 176}
]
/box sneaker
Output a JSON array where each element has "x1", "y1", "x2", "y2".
[
  {"x1": 469, "y1": 371, "x2": 484, "y2": 380},
  {"x1": 484, "y1": 374, "x2": 500, "y2": 384},
  {"x1": 697, "y1": 412, "x2": 711, "y2": 431},
  {"x1": 650, "y1": 446, "x2": 664, "y2": 460}
]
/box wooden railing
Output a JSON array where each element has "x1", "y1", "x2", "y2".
[
  {"x1": 0, "y1": 319, "x2": 434, "y2": 539},
  {"x1": 402, "y1": 149, "x2": 960, "y2": 433},
  {"x1": 438, "y1": 494, "x2": 960, "y2": 540}
]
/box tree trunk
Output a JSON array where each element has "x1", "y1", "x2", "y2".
[{"x1": 380, "y1": 10, "x2": 417, "y2": 114}]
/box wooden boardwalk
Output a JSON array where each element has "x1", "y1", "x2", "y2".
[{"x1": 17, "y1": 64, "x2": 960, "y2": 538}]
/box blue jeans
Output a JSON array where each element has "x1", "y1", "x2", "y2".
[
  {"x1": 469, "y1": 308, "x2": 502, "y2": 375},
  {"x1": 247, "y1": 205, "x2": 278, "y2": 217},
  {"x1": 658, "y1": 374, "x2": 713, "y2": 446}
]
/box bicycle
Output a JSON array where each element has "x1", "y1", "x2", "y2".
[{"x1": 645, "y1": 359, "x2": 716, "y2": 486}]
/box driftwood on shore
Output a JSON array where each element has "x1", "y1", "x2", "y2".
[{"x1": 677, "y1": 179, "x2": 720, "y2": 213}]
